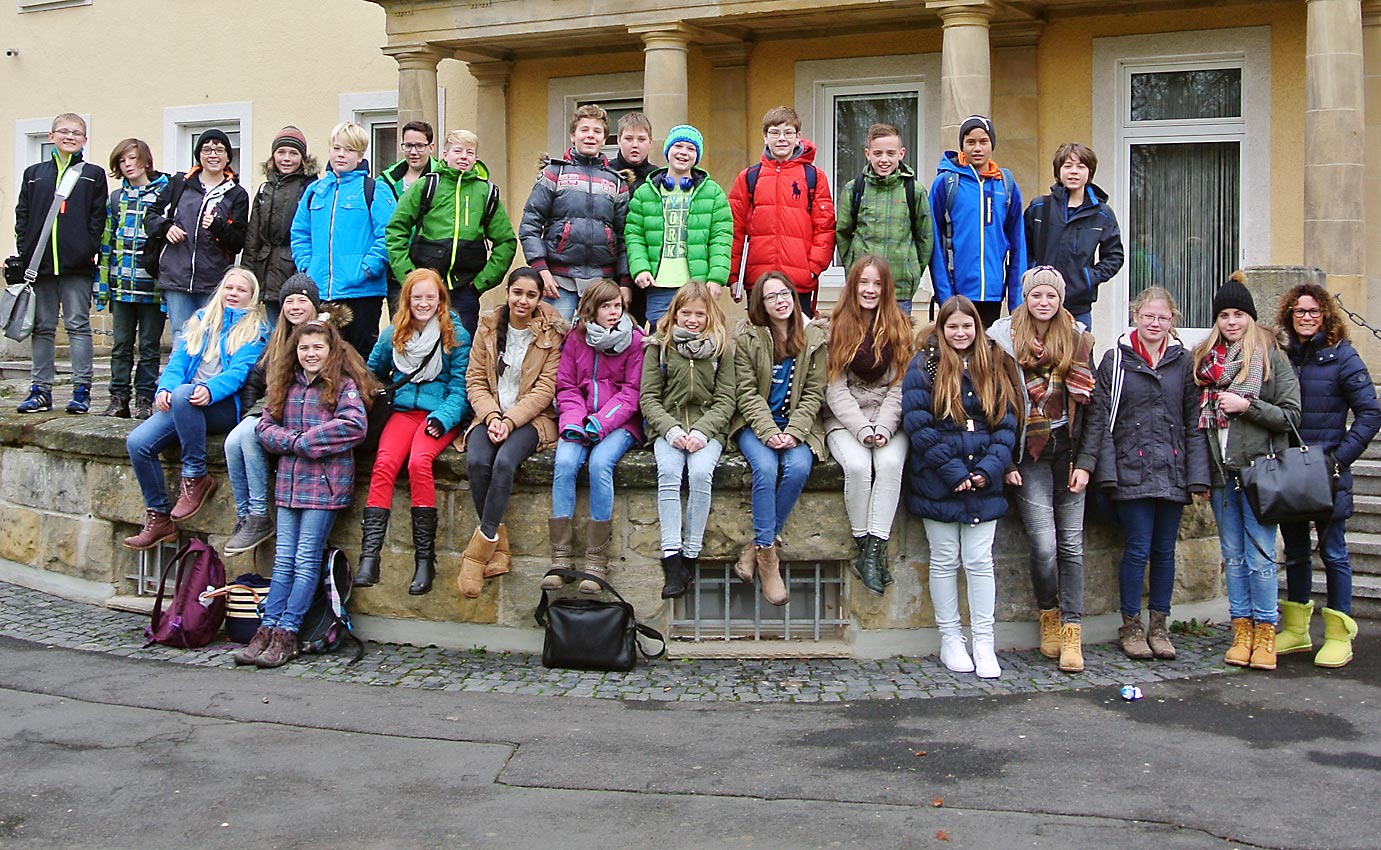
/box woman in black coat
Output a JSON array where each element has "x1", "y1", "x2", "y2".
[{"x1": 1272, "y1": 283, "x2": 1381, "y2": 668}]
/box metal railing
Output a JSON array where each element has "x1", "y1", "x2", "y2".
[{"x1": 670, "y1": 561, "x2": 847, "y2": 642}]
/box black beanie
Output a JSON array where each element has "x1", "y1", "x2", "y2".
[
  {"x1": 279, "y1": 273, "x2": 321, "y2": 310},
  {"x1": 959, "y1": 115, "x2": 996, "y2": 149},
  {"x1": 1211, "y1": 272, "x2": 1256, "y2": 321},
  {"x1": 194, "y1": 128, "x2": 233, "y2": 165}
]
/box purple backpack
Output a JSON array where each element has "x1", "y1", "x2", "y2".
[{"x1": 145, "y1": 539, "x2": 227, "y2": 649}]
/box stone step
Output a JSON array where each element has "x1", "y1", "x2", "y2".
[
  {"x1": 1349, "y1": 497, "x2": 1381, "y2": 532},
  {"x1": 1345, "y1": 531, "x2": 1381, "y2": 578},
  {"x1": 1348, "y1": 460, "x2": 1381, "y2": 496},
  {"x1": 1362, "y1": 440, "x2": 1381, "y2": 461}
]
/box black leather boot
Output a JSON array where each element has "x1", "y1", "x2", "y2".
[
  {"x1": 409, "y1": 506, "x2": 438, "y2": 595},
  {"x1": 354, "y1": 507, "x2": 390, "y2": 587},
  {"x1": 660, "y1": 552, "x2": 691, "y2": 599}
]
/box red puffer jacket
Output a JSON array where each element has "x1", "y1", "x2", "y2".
[{"x1": 728, "y1": 140, "x2": 836, "y2": 293}]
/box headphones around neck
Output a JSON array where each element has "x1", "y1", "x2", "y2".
[{"x1": 660, "y1": 173, "x2": 695, "y2": 191}]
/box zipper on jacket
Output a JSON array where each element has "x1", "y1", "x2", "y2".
[
  {"x1": 327, "y1": 180, "x2": 338, "y2": 300},
  {"x1": 52, "y1": 153, "x2": 72, "y2": 274},
  {"x1": 974, "y1": 167, "x2": 987, "y2": 302},
  {"x1": 450, "y1": 178, "x2": 464, "y2": 277},
  {"x1": 685, "y1": 357, "x2": 697, "y2": 433},
  {"x1": 591, "y1": 352, "x2": 601, "y2": 413}
]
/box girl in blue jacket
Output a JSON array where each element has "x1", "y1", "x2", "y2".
[
  {"x1": 123, "y1": 267, "x2": 269, "y2": 550},
  {"x1": 355, "y1": 268, "x2": 472, "y2": 596},
  {"x1": 903, "y1": 295, "x2": 1019, "y2": 679}
]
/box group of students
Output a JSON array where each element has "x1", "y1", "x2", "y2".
[{"x1": 12, "y1": 110, "x2": 1374, "y2": 676}]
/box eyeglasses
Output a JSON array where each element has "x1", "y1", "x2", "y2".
[
  {"x1": 762, "y1": 290, "x2": 794, "y2": 303},
  {"x1": 765, "y1": 129, "x2": 799, "y2": 139},
  {"x1": 1136, "y1": 312, "x2": 1174, "y2": 325},
  {"x1": 200, "y1": 145, "x2": 228, "y2": 155},
  {"x1": 401, "y1": 143, "x2": 430, "y2": 151},
  {"x1": 53, "y1": 128, "x2": 86, "y2": 138},
  {"x1": 1292, "y1": 308, "x2": 1322, "y2": 318}
]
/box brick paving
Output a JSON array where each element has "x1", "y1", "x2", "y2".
[{"x1": 0, "y1": 581, "x2": 1239, "y2": 702}]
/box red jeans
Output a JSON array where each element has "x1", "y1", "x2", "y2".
[{"x1": 365, "y1": 409, "x2": 459, "y2": 509}]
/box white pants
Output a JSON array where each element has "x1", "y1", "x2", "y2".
[
  {"x1": 922, "y1": 519, "x2": 998, "y2": 640},
  {"x1": 826, "y1": 430, "x2": 907, "y2": 539}
]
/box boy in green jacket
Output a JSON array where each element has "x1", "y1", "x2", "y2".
[
  {"x1": 385, "y1": 129, "x2": 517, "y2": 337},
  {"x1": 625, "y1": 125, "x2": 733, "y2": 326},
  {"x1": 835, "y1": 123, "x2": 934, "y2": 315}
]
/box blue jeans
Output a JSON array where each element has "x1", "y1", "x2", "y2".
[
  {"x1": 1114, "y1": 498, "x2": 1184, "y2": 617},
  {"x1": 259, "y1": 506, "x2": 337, "y2": 634},
  {"x1": 896, "y1": 299, "x2": 913, "y2": 317},
  {"x1": 1282, "y1": 517, "x2": 1351, "y2": 614},
  {"x1": 737, "y1": 429, "x2": 814, "y2": 546},
  {"x1": 1211, "y1": 480, "x2": 1280, "y2": 624},
  {"x1": 545, "y1": 287, "x2": 579, "y2": 323},
  {"x1": 225, "y1": 415, "x2": 271, "y2": 517},
  {"x1": 551, "y1": 429, "x2": 637, "y2": 521},
  {"x1": 451, "y1": 283, "x2": 481, "y2": 340},
  {"x1": 1071, "y1": 310, "x2": 1091, "y2": 330},
  {"x1": 125, "y1": 384, "x2": 238, "y2": 513},
  {"x1": 164, "y1": 290, "x2": 211, "y2": 349},
  {"x1": 645, "y1": 287, "x2": 677, "y2": 327}
]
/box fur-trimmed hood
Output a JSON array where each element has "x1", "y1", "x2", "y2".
[{"x1": 260, "y1": 156, "x2": 321, "y2": 180}]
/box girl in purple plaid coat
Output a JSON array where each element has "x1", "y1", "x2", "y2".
[{"x1": 236, "y1": 321, "x2": 378, "y2": 668}]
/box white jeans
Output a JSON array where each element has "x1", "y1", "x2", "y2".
[
  {"x1": 826, "y1": 430, "x2": 907, "y2": 538},
  {"x1": 922, "y1": 519, "x2": 998, "y2": 640}
]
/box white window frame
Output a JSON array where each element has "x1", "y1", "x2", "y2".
[
  {"x1": 17, "y1": 0, "x2": 91, "y2": 12},
  {"x1": 340, "y1": 88, "x2": 447, "y2": 172},
  {"x1": 15, "y1": 114, "x2": 91, "y2": 184},
  {"x1": 1092, "y1": 27, "x2": 1270, "y2": 341},
  {"x1": 163, "y1": 102, "x2": 253, "y2": 193},
  {"x1": 547, "y1": 72, "x2": 643, "y2": 159},
  {"x1": 795, "y1": 54, "x2": 941, "y2": 309}
]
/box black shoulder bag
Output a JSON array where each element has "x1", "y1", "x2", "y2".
[
  {"x1": 1239, "y1": 419, "x2": 1337, "y2": 526},
  {"x1": 534, "y1": 569, "x2": 666, "y2": 672}
]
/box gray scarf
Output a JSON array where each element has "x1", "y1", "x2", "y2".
[
  {"x1": 672, "y1": 325, "x2": 717, "y2": 360},
  {"x1": 584, "y1": 314, "x2": 635, "y2": 354},
  {"x1": 392, "y1": 316, "x2": 444, "y2": 383}
]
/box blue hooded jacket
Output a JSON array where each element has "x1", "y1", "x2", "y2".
[
  {"x1": 928, "y1": 151, "x2": 1026, "y2": 311},
  {"x1": 290, "y1": 163, "x2": 395, "y2": 301},
  {"x1": 157, "y1": 305, "x2": 269, "y2": 417},
  {"x1": 366, "y1": 311, "x2": 473, "y2": 433}
]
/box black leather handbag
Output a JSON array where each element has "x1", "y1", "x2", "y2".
[
  {"x1": 534, "y1": 569, "x2": 666, "y2": 672},
  {"x1": 1239, "y1": 420, "x2": 1337, "y2": 525}
]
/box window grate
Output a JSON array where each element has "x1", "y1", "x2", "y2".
[
  {"x1": 129, "y1": 538, "x2": 184, "y2": 597},
  {"x1": 670, "y1": 561, "x2": 847, "y2": 642}
]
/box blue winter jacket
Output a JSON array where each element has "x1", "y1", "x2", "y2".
[
  {"x1": 367, "y1": 312, "x2": 472, "y2": 433},
  {"x1": 928, "y1": 152, "x2": 1026, "y2": 311},
  {"x1": 1287, "y1": 335, "x2": 1381, "y2": 520},
  {"x1": 901, "y1": 342, "x2": 1017, "y2": 524},
  {"x1": 290, "y1": 164, "x2": 395, "y2": 301},
  {"x1": 156, "y1": 305, "x2": 269, "y2": 417}
]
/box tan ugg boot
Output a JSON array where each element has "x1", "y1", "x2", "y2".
[
  {"x1": 1058, "y1": 623, "x2": 1084, "y2": 673},
  {"x1": 457, "y1": 528, "x2": 497, "y2": 599},
  {"x1": 755, "y1": 544, "x2": 788, "y2": 606},
  {"x1": 486, "y1": 523, "x2": 512, "y2": 578},
  {"x1": 734, "y1": 542, "x2": 756, "y2": 583},
  {"x1": 1249, "y1": 621, "x2": 1277, "y2": 670},
  {"x1": 1038, "y1": 608, "x2": 1061, "y2": 659},
  {"x1": 1225, "y1": 617, "x2": 1254, "y2": 667}
]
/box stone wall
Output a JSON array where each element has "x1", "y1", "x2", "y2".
[{"x1": 0, "y1": 411, "x2": 1225, "y2": 655}]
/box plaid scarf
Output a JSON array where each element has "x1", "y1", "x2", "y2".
[
  {"x1": 1023, "y1": 333, "x2": 1096, "y2": 460},
  {"x1": 1195, "y1": 341, "x2": 1264, "y2": 430}
]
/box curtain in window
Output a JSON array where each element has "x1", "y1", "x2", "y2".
[{"x1": 832, "y1": 92, "x2": 920, "y2": 194}]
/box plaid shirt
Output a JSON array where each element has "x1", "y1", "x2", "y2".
[
  {"x1": 256, "y1": 373, "x2": 367, "y2": 510},
  {"x1": 97, "y1": 173, "x2": 169, "y2": 304}
]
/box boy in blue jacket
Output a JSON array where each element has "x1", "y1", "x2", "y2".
[
  {"x1": 929, "y1": 115, "x2": 1025, "y2": 328},
  {"x1": 290, "y1": 122, "x2": 395, "y2": 357}
]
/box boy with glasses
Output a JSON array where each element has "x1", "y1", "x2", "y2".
[
  {"x1": 728, "y1": 106, "x2": 835, "y2": 317},
  {"x1": 380, "y1": 121, "x2": 439, "y2": 313}
]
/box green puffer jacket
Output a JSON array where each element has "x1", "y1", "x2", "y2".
[
  {"x1": 835, "y1": 163, "x2": 934, "y2": 302},
  {"x1": 379, "y1": 156, "x2": 439, "y2": 200},
  {"x1": 730, "y1": 321, "x2": 829, "y2": 459},
  {"x1": 625, "y1": 167, "x2": 733, "y2": 286},
  {"x1": 385, "y1": 159, "x2": 518, "y2": 293},
  {"x1": 640, "y1": 334, "x2": 737, "y2": 443},
  {"x1": 1205, "y1": 347, "x2": 1302, "y2": 486}
]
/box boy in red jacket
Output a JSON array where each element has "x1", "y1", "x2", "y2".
[{"x1": 728, "y1": 106, "x2": 836, "y2": 317}]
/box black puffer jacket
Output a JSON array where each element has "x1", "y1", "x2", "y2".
[
  {"x1": 1077, "y1": 334, "x2": 1210, "y2": 503},
  {"x1": 1287, "y1": 334, "x2": 1381, "y2": 519},
  {"x1": 14, "y1": 151, "x2": 108, "y2": 277},
  {"x1": 518, "y1": 148, "x2": 629, "y2": 282},
  {"x1": 144, "y1": 169, "x2": 249, "y2": 295},
  {"x1": 243, "y1": 162, "x2": 316, "y2": 302}
]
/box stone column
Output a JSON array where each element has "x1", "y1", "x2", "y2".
[
  {"x1": 991, "y1": 21, "x2": 1044, "y2": 200},
  {"x1": 1303, "y1": 0, "x2": 1365, "y2": 306},
  {"x1": 1363, "y1": 1, "x2": 1381, "y2": 335},
  {"x1": 928, "y1": 0, "x2": 998, "y2": 146},
  {"x1": 385, "y1": 43, "x2": 446, "y2": 134},
  {"x1": 704, "y1": 43, "x2": 753, "y2": 181},
  {"x1": 469, "y1": 61, "x2": 513, "y2": 201},
  {"x1": 631, "y1": 23, "x2": 694, "y2": 159}
]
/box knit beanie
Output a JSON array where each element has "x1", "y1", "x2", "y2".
[
  {"x1": 279, "y1": 273, "x2": 321, "y2": 310},
  {"x1": 664, "y1": 125, "x2": 704, "y2": 165},
  {"x1": 1211, "y1": 271, "x2": 1256, "y2": 321},
  {"x1": 271, "y1": 126, "x2": 308, "y2": 157},
  {"x1": 959, "y1": 115, "x2": 997, "y2": 149},
  {"x1": 1021, "y1": 266, "x2": 1066, "y2": 303},
  {"x1": 194, "y1": 128, "x2": 233, "y2": 165}
]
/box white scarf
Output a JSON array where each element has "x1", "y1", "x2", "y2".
[{"x1": 393, "y1": 316, "x2": 444, "y2": 384}]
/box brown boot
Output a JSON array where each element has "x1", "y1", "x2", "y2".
[
  {"x1": 1249, "y1": 621, "x2": 1277, "y2": 670},
  {"x1": 234, "y1": 626, "x2": 274, "y2": 666},
  {"x1": 1058, "y1": 623, "x2": 1085, "y2": 673},
  {"x1": 458, "y1": 528, "x2": 497, "y2": 599},
  {"x1": 1038, "y1": 608, "x2": 1061, "y2": 659},
  {"x1": 579, "y1": 519, "x2": 613, "y2": 594},
  {"x1": 756, "y1": 544, "x2": 788, "y2": 606},
  {"x1": 1225, "y1": 617, "x2": 1255, "y2": 666},
  {"x1": 733, "y1": 543, "x2": 756, "y2": 583},
  {"x1": 1119, "y1": 614, "x2": 1154, "y2": 660},
  {"x1": 123, "y1": 509, "x2": 177, "y2": 550},
  {"x1": 1147, "y1": 611, "x2": 1177, "y2": 660},
  {"x1": 170, "y1": 475, "x2": 218, "y2": 522},
  {"x1": 542, "y1": 517, "x2": 574, "y2": 591},
  {"x1": 486, "y1": 523, "x2": 512, "y2": 578},
  {"x1": 253, "y1": 628, "x2": 299, "y2": 668}
]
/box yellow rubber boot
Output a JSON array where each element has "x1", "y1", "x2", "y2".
[
  {"x1": 1275, "y1": 599, "x2": 1314, "y2": 655},
  {"x1": 1315, "y1": 607, "x2": 1358, "y2": 668}
]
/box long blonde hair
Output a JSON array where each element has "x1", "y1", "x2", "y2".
[
  {"x1": 655, "y1": 281, "x2": 727, "y2": 356},
  {"x1": 1192, "y1": 319, "x2": 1277, "y2": 383},
  {"x1": 182, "y1": 267, "x2": 268, "y2": 360},
  {"x1": 1009, "y1": 302, "x2": 1077, "y2": 376},
  {"x1": 827, "y1": 255, "x2": 914, "y2": 385}
]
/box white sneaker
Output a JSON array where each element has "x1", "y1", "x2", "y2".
[
  {"x1": 973, "y1": 640, "x2": 1002, "y2": 679},
  {"x1": 940, "y1": 635, "x2": 975, "y2": 673}
]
